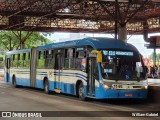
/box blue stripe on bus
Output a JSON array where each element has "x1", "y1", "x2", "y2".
[
  {"x1": 54, "y1": 72, "x2": 87, "y2": 78},
  {"x1": 15, "y1": 72, "x2": 48, "y2": 76},
  {"x1": 17, "y1": 73, "x2": 30, "y2": 74},
  {"x1": 53, "y1": 74, "x2": 86, "y2": 81},
  {"x1": 9, "y1": 71, "x2": 48, "y2": 76},
  {"x1": 48, "y1": 80, "x2": 86, "y2": 95},
  {"x1": 40, "y1": 72, "x2": 47, "y2": 73},
  {"x1": 37, "y1": 74, "x2": 48, "y2": 75},
  {"x1": 54, "y1": 72, "x2": 86, "y2": 77},
  {"x1": 37, "y1": 72, "x2": 48, "y2": 76},
  {"x1": 53, "y1": 73, "x2": 87, "y2": 80},
  {"x1": 17, "y1": 71, "x2": 30, "y2": 72},
  {"x1": 54, "y1": 72, "x2": 87, "y2": 81},
  {"x1": 35, "y1": 79, "x2": 77, "y2": 95},
  {"x1": 36, "y1": 80, "x2": 44, "y2": 89},
  {"x1": 16, "y1": 78, "x2": 30, "y2": 87}
]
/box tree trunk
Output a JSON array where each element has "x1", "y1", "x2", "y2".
[{"x1": 20, "y1": 41, "x2": 25, "y2": 49}]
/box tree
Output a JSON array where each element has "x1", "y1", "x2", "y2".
[
  {"x1": 0, "y1": 31, "x2": 19, "y2": 51},
  {"x1": 0, "y1": 30, "x2": 52, "y2": 51},
  {"x1": 149, "y1": 52, "x2": 160, "y2": 65}
]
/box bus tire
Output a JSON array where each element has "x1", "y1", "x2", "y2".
[
  {"x1": 44, "y1": 80, "x2": 50, "y2": 94},
  {"x1": 12, "y1": 76, "x2": 17, "y2": 88},
  {"x1": 78, "y1": 82, "x2": 86, "y2": 101}
]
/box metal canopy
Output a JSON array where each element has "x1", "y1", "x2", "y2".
[{"x1": 0, "y1": 0, "x2": 160, "y2": 34}]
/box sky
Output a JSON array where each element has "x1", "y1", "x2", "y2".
[{"x1": 48, "y1": 32, "x2": 160, "y2": 58}]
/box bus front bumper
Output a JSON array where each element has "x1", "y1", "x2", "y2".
[{"x1": 95, "y1": 88, "x2": 148, "y2": 99}]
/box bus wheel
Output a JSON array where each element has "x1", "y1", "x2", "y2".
[
  {"x1": 13, "y1": 76, "x2": 17, "y2": 88},
  {"x1": 44, "y1": 80, "x2": 50, "y2": 94},
  {"x1": 78, "y1": 83, "x2": 86, "y2": 101}
]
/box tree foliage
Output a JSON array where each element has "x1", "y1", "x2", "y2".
[
  {"x1": 0, "y1": 30, "x2": 52, "y2": 51},
  {"x1": 0, "y1": 31, "x2": 19, "y2": 51},
  {"x1": 149, "y1": 52, "x2": 160, "y2": 62}
]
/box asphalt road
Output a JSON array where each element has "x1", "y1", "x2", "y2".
[{"x1": 0, "y1": 80, "x2": 159, "y2": 120}]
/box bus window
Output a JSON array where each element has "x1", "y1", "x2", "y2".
[
  {"x1": 11, "y1": 55, "x2": 14, "y2": 67},
  {"x1": 48, "y1": 50, "x2": 52, "y2": 58},
  {"x1": 48, "y1": 56, "x2": 55, "y2": 69},
  {"x1": 44, "y1": 50, "x2": 55, "y2": 69},
  {"x1": 38, "y1": 51, "x2": 45, "y2": 68},
  {"x1": 45, "y1": 50, "x2": 49, "y2": 59},
  {"x1": 64, "y1": 58, "x2": 74, "y2": 69},
  {"x1": 21, "y1": 53, "x2": 24, "y2": 67},
  {"x1": 78, "y1": 51, "x2": 86, "y2": 58},
  {"x1": 51, "y1": 50, "x2": 54, "y2": 58},
  {"x1": 18, "y1": 54, "x2": 20, "y2": 60},
  {"x1": 17, "y1": 54, "x2": 23, "y2": 68},
  {"x1": 44, "y1": 51, "x2": 46, "y2": 59},
  {"x1": 73, "y1": 48, "x2": 75, "y2": 57},
  {"x1": 28, "y1": 52, "x2": 30, "y2": 60},
  {"x1": 64, "y1": 59, "x2": 69, "y2": 69},
  {"x1": 102, "y1": 50, "x2": 146, "y2": 81},
  {"x1": 65, "y1": 49, "x2": 67, "y2": 58},
  {"x1": 23, "y1": 53, "x2": 26, "y2": 60},
  {"x1": 38, "y1": 51, "x2": 41, "y2": 59},
  {"x1": 64, "y1": 48, "x2": 75, "y2": 69},
  {"x1": 12, "y1": 54, "x2": 17, "y2": 68},
  {"x1": 12, "y1": 54, "x2": 15, "y2": 61},
  {"x1": 68, "y1": 49, "x2": 73, "y2": 58},
  {"x1": 75, "y1": 58, "x2": 87, "y2": 71},
  {"x1": 24, "y1": 52, "x2": 30, "y2": 68},
  {"x1": 74, "y1": 49, "x2": 87, "y2": 71}
]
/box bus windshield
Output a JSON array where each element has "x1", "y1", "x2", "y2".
[{"x1": 101, "y1": 50, "x2": 146, "y2": 81}]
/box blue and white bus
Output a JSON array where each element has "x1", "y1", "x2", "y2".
[{"x1": 5, "y1": 37, "x2": 148, "y2": 100}]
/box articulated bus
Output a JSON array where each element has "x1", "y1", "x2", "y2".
[{"x1": 5, "y1": 37, "x2": 148, "y2": 100}]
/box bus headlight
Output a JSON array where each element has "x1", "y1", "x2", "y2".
[
  {"x1": 144, "y1": 86, "x2": 148, "y2": 90},
  {"x1": 103, "y1": 84, "x2": 109, "y2": 89}
]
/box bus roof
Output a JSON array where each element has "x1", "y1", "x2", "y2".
[
  {"x1": 6, "y1": 37, "x2": 139, "y2": 56},
  {"x1": 38, "y1": 37, "x2": 138, "y2": 52},
  {"x1": 6, "y1": 48, "x2": 31, "y2": 55}
]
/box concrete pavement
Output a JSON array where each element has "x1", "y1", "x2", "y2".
[{"x1": 0, "y1": 80, "x2": 159, "y2": 120}]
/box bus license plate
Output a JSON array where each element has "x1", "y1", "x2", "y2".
[{"x1": 125, "y1": 93, "x2": 132, "y2": 97}]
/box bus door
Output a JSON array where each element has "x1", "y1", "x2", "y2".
[
  {"x1": 30, "y1": 48, "x2": 37, "y2": 88},
  {"x1": 87, "y1": 57, "x2": 96, "y2": 96},
  {"x1": 54, "y1": 53, "x2": 63, "y2": 93}
]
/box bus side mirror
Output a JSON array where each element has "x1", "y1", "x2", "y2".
[{"x1": 91, "y1": 50, "x2": 102, "y2": 63}]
